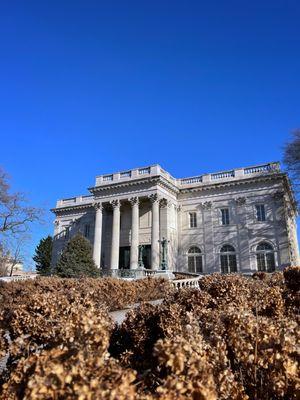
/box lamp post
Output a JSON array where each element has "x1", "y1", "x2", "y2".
[
  {"x1": 159, "y1": 237, "x2": 170, "y2": 270},
  {"x1": 138, "y1": 245, "x2": 145, "y2": 268}
]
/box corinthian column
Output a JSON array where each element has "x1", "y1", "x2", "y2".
[
  {"x1": 149, "y1": 194, "x2": 160, "y2": 270},
  {"x1": 110, "y1": 199, "x2": 121, "y2": 269},
  {"x1": 93, "y1": 202, "x2": 103, "y2": 268},
  {"x1": 129, "y1": 197, "x2": 139, "y2": 269}
]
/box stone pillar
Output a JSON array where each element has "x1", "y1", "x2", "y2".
[
  {"x1": 110, "y1": 199, "x2": 121, "y2": 269},
  {"x1": 93, "y1": 202, "x2": 103, "y2": 268},
  {"x1": 150, "y1": 194, "x2": 160, "y2": 269},
  {"x1": 129, "y1": 197, "x2": 139, "y2": 269}
]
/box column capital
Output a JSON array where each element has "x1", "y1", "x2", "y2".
[
  {"x1": 273, "y1": 191, "x2": 284, "y2": 201},
  {"x1": 129, "y1": 196, "x2": 139, "y2": 206},
  {"x1": 93, "y1": 202, "x2": 103, "y2": 211},
  {"x1": 149, "y1": 193, "x2": 160, "y2": 204},
  {"x1": 200, "y1": 201, "x2": 212, "y2": 210},
  {"x1": 235, "y1": 197, "x2": 246, "y2": 206},
  {"x1": 160, "y1": 198, "x2": 174, "y2": 208},
  {"x1": 110, "y1": 199, "x2": 120, "y2": 209}
]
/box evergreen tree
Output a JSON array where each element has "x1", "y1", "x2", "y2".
[
  {"x1": 54, "y1": 234, "x2": 99, "y2": 278},
  {"x1": 33, "y1": 235, "x2": 53, "y2": 276}
]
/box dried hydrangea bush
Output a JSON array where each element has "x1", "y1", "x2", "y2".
[{"x1": 0, "y1": 267, "x2": 299, "y2": 399}]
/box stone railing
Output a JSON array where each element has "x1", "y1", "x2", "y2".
[
  {"x1": 102, "y1": 174, "x2": 113, "y2": 181},
  {"x1": 243, "y1": 162, "x2": 280, "y2": 175},
  {"x1": 56, "y1": 195, "x2": 94, "y2": 208},
  {"x1": 120, "y1": 170, "x2": 131, "y2": 178},
  {"x1": 180, "y1": 176, "x2": 203, "y2": 185},
  {"x1": 177, "y1": 162, "x2": 280, "y2": 188},
  {"x1": 172, "y1": 276, "x2": 201, "y2": 290},
  {"x1": 211, "y1": 170, "x2": 235, "y2": 180},
  {"x1": 99, "y1": 268, "x2": 161, "y2": 279},
  {"x1": 138, "y1": 167, "x2": 151, "y2": 175},
  {"x1": 0, "y1": 274, "x2": 37, "y2": 282}
]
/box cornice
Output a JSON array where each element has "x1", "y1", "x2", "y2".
[
  {"x1": 157, "y1": 176, "x2": 179, "y2": 195},
  {"x1": 51, "y1": 203, "x2": 94, "y2": 215},
  {"x1": 281, "y1": 174, "x2": 298, "y2": 214}
]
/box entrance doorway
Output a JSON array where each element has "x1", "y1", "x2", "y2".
[
  {"x1": 119, "y1": 246, "x2": 130, "y2": 269},
  {"x1": 119, "y1": 245, "x2": 152, "y2": 269},
  {"x1": 141, "y1": 245, "x2": 151, "y2": 269}
]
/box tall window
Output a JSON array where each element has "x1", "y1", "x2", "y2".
[
  {"x1": 220, "y1": 244, "x2": 237, "y2": 273},
  {"x1": 187, "y1": 246, "x2": 203, "y2": 273},
  {"x1": 256, "y1": 204, "x2": 266, "y2": 222},
  {"x1": 65, "y1": 227, "x2": 70, "y2": 239},
  {"x1": 256, "y1": 242, "x2": 275, "y2": 272},
  {"x1": 189, "y1": 212, "x2": 197, "y2": 228},
  {"x1": 221, "y1": 208, "x2": 230, "y2": 225},
  {"x1": 84, "y1": 224, "x2": 90, "y2": 238}
]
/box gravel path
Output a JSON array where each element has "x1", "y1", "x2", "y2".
[{"x1": 110, "y1": 299, "x2": 163, "y2": 324}]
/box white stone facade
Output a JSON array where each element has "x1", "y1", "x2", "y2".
[{"x1": 51, "y1": 162, "x2": 300, "y2": 273}]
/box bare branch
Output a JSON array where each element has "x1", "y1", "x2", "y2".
[{"x1": 283, "y1": 129, "x2": 300, "y2": 206}]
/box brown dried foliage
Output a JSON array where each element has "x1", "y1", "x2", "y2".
[{"x1": 0, "y1": 268, "x2": 299, "y2": 399}]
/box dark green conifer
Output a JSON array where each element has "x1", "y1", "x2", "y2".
[
  {"x1": 33, "y1": 235, "x2": 53, "y2": 276},
  {"x1": 55, "y1": 234, "x2": 99, "y2": 278}
]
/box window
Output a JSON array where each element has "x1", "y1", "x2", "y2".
[
  {"x1": 221, "y1": 208, "x2": 230, "y2": 225},
  {"x1": 256, "y1": 242, "x2": 275, "y2": 272},
  {"x1": 220, "y1": 244, "x2": 237, "y2": 273},
  {"x1": 189, "y1": 212, "x2": 197, "y2": 228},
  {"x1": 65, "y1": 227, "x2": 70, "y2": 239},
  {"x1": 187, "y1": 246, "x2": 203, "y2": 273},
  {"x1": 256, "y1": 204, "x2": 266, "y2": 222},
  {"x1": 84, "y1": 224, "x2": 90, "y2": 238}
]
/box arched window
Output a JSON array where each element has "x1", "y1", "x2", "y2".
[
  {"x1": 256, "y1": 242, "x2": 275, "y2": 272},
  {"x1": 187, "y1": 246, "x2": 203, "y2": 273},
  {"x1": 220, "y1": 245, "x2": 237, "y2": 273}
]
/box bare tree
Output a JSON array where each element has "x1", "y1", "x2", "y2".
[
  {"x1": 0, "y1": 167, "x2": 43, "y2": 275},
  {"x1": 0, "y1": 243, "x2": 9, "y2": 276},
  {"x1": 283, "y1": 129, "x2": 300, "y2": 204},
  {"x1": 0, "y1": 169, "x2": 42, "y2": 234}
]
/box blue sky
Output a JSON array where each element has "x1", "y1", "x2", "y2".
[{"x1": 0, "y1": 1, "x2": 299, "y2": 267}]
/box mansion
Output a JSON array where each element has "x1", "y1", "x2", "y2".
[{"x1": 51, "y1": 162, "x2": 300, "y2": 274}]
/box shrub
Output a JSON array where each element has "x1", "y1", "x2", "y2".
[
  {"x1": 0, "y1": 268, "x2": 299, "y2": 399},
  {"x1": 284, "y1": 265, "x2": 300, "y2": 291},
  {"x1": 54, "y1": 234, "x2": 99, "y2": 278}
]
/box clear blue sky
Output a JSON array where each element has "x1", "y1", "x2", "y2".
[{"x1": 0, "y1": 1, "x2": 299, "y2": 267}]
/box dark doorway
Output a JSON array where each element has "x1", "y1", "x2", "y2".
[
  {"x1": 119, "y1": 245, "x2": 152, "y2": 269},
  {"x1": 142, "y1": 245, "x2": 151, "y2": 269},
  {"x1": 119, "y1": 246, "x2": 130, "y2": 269}
]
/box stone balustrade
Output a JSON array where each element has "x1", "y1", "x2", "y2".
[
  {"x1": 0, "y1": 274, "x2": 37, "y2": 282},
  {"x1": 57, "y1": 162, "x2": 281, "y2": 207},
  {"x1": 56, "y1": 195, "x2": 93, "y2": 208},
  {"x1": 171, "y1": 276, "x2": 201, "y2": 290},
  {"x1": 211, "y1": 170, "x2": 235, "y2": 180}
]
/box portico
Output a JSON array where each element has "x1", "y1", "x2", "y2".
[{"x1": 92, "y1": 195, "x2": 164, "y2": 270}]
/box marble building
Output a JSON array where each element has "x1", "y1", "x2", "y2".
[{"x1": 51, "y1": 162, "x2": 300, "y2": 274}]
